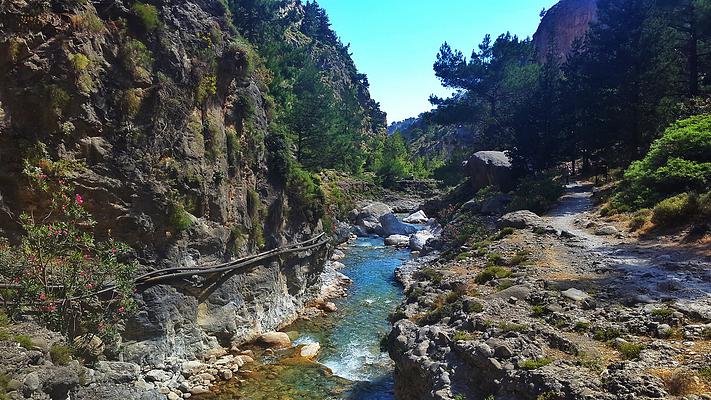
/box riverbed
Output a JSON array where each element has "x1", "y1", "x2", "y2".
[{"x1": 206, "y1": 236, "x2": 411, "y2": 399}]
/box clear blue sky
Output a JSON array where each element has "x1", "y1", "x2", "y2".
[{"x1": 317, "y1": 0, "x2": 559, "y2": 123}]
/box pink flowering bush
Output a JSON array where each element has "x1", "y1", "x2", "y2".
[{"x1": 0, "y1": 144, "x2": 136, "y2": 344}]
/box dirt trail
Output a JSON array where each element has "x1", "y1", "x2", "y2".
[{"x1": 544, "y1": 182, "x2": 711, "y2": 319}]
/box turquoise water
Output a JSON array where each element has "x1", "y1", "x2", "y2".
[{"x1": 209, "y1": 237, "x2": 411, "y2": 399}]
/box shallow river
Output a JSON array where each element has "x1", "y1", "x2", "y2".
[{"x1": 207, "y1": 236, "x2": 411, "y2": 399}]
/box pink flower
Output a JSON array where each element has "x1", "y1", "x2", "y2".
[
  {"x1": 75, "y1": 194, "x2": 84, "y2": 205},
  {"x1": 39, "y1": 293, "x2": 46, "y2": 301},
  {"x1": 86, "y1": 283, "x2": 94, "y2": 289},
  {"x1": 46, "y1": 304, "x2": 57, "y2": 312},
  {"x1": 117, "y1": 306, "x2": 125, "y2": 314}
]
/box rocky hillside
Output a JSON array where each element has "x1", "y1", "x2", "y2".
[
  {"x1": 388, "y1": 186, "x2": 711, "y2": 399},
  {"x1": 0, "y1": 0, "x2": 381, "y2": 367},
  {"x1": 533, "y1": 0, "x2": 598, "y2": 62}
]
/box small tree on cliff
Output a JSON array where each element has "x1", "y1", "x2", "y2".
[{"x1": 0, "y1": 143, "x2": 136, "y2": 344}]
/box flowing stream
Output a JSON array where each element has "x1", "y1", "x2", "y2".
[{"x1": 208, "y1": 236, "x2": 411, "y2": 399}]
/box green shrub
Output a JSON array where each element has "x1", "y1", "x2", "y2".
[
  {"x1": 615, "y1": 341, "x2": 645, "y2": 360},
  {"x1": 453, "y1": 331, "x2": 473, "y2": 341},
  {"x1": 475, "y1": 266, "x2": 511, "y2": 284},
  {"x1": 131, "y1": 3, "x2": 159, "y2": 31},
  {"x1": 499, "y1": 322, "x2": 527, "y2": 332},
  {"x1": 120, "y1": 38, "x2": 153, "y2": 80},
  {"x1": 628, "y1": 208, "x2": 651, "y2": 231},
  {"x1": 120, "y1": 89, "x2": 142, "y2": 119},
  {"x1": 418, "y1": 267, "x2": 443, "y2": 284},
  {"x1": 228, "y1": 36, "x2": 258, "y2": 75},
  {"x1": 614, "y1": 114, "x2": 711, "y2": 210},
  {"x1": 700, "y1": 367, "x2": 711, "y2": 384},
  {"x1": 47, "y1": 84, "x2": 70, "y2": 116},
  {"x1": 497, "y1": 279, "x2": 514, "y2": 290},
  {"x1": 520, "y1": 357, "x2": 552, "y2": 370},
  {"x1": 14, "y1": 335, "x2": 34, "y2": 349},
  {"x1": 0, "y1": 312, "x2": 8, "y2": 327},
  {"x1": 508, "y1": 251, "x2": 530, "y2": 266},
  {"x1": 574, "y1": 321, "x2": 591, "y2": 331},
  {"x1": 169, "y1": 201, "x2": 193, "y2": 231},
  {"x1": 287, "y1": 165, "x2": 324, "y2": 223},
  {"x1": 50, "y1": 344, "x2": 74, "y2": 365},
  {"x1": 651, "y1": 193, "x2": 698, "y2": 227},
  {"x1": 509, "y1": 175, "x2": 563, "y2": 214},
  {"x1": 593, "y1": 327, "x2": 622, "y2": 341},
  {"x1": 73, "y1": 12, "x2": 104, "y2": 33},
  {"x1": 225, "y1": 127, "x2": 241, "y2": 167},
  {"x1": 493, "y1": 227, "x2": 515, "y2": 240},
  {"x1": 0, "y1": 373, "x2": 10, "y2": 400},
  {"x1": 195, "y1": 74, "x2": 217, "y2": 105},
  {"x1": 531, "y1": 305, "x2": 546, "y2": 317},
  {"x1": 651, "y1": 307, "x2": 674, "y2": 319},
  {"x1": 69, "y1": 53, "x2": 90, "y2": 71},
  {"x1": 463, "y1": 301, "x2": 483, "y2": 313},
  {"x1": 0, "y1": 149, "x2": 136, "y2": 342}
]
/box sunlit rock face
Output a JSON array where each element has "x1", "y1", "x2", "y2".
[{"x1": 533, "y1": 0, "x2": 598, "y2": 63}]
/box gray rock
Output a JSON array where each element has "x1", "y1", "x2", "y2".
[
  {"x1": 379, "y1": 213, "x2": 417, "y2": 236},
  {"x1": 595, "y1": 225, "x2": 619, "y2": 236},
  {"x1": 561, "y1": 288, "x2": 591, "y2": 301},
  {"x1": 385, "y1": 234, "x2": 410, "y2": 247},
  {"x1": 487, "y1": 285, "x2": 531, "y2": 301},
  {"x1": 464, "y1": 151, "x2": 513, "y2": 192},
  {"x1": 409, "y1": 231, "x2": 435, "y2": 252},
  {"x1": 498, "y1": 210, "x2": 545, "y2": 230},
  {"x1": 23, "y1": 372, "x2": 40, "y2": 392},
  {"x1": 94, "y1": 361, "x2": 141, "y2": 383},
  {"x1": 357, "y1": 202, "x2": 393, "y2": 227},
  {"x1": 480, "y1": 194, "x2": 513, "y2": 215}
]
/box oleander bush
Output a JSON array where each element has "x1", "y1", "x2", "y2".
[{"x1": 0, "y1": 143, "x2": 136, "y2": 344}]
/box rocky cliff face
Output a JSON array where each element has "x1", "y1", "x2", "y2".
[
  {"x1": 0, "y1": 0, "x2": 376, "y2": 365},
  {"x1": 533, "y1": 0, "x2": 598, "y2": 63}
]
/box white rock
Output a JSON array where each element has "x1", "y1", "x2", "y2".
[
  {"x1": 299, "y1": 343, "x2": 320, "y2": 359},
  {"x1": 403, "y1": 210, "x2": 428, "y2": 224},
  {"x1": 595, "y1": 225, "x2": 619, "y2": 236},
  {"x1": 409, "y1": 231, "x2": 435, "y2": 251},
  {"x1": 561, "y1": 288, "x2": 591, "y2": 302},
  {"x1": 146, "y1": 369, "x2": 172, "y2": 383},
  {"x1": 384, "y1": 234, "x2": 410, "y2": 247},
  {"x1": 331, "y1": 249, "x2": 345, "y2": 260},
  {"x1": 258, "y1": 331, "x2": 291, "y2": 348}
]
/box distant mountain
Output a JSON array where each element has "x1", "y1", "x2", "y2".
[
  {"x1": 387, "y1": 117, "x2": 420, "y2": 135},
  {"x1": 533, "y1": 0, "x2": 598, "y2": 63}
]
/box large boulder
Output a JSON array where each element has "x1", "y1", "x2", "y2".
[
  {"x1": 257, "y1": 332, "x2": 291, "y2": 348},
  {"x1": 332, "y1": 220, "x2": 352, "y2": 244},
  {"x1": 464, "y1": 151, "x2": 513, "y2": 192},
  {"x1": 409, "y1": 231, "x2": 435, "y2": 251},
  {"x1": 385, "y1": 235, "x2": 410, "y2": 247},
  {"x1": 379, "y1": 214, "x2": 417, "y2": 236},
  {"x1": 356, "y1": 202, "x2": 392, "y2": 235},
  {"x1": 403, "y1": 210, "x2": 428, "y2": 224},
  {"x1": 498, "y1": 210, "x2": 545, "y2": 229}
]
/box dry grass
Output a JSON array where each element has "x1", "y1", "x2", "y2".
[{"x1": 648, "y1": 368, "x2": 708, "y2": 396}]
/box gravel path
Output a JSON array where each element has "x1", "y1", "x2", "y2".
[{"x1": 545, "y1": 182, "x2": 711, "y2": 319}]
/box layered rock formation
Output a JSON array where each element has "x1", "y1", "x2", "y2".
[
  {"x1": 533, "y1": 0, "x2": 598, "y2": 63},
  {"x1": 0, "y1": 0, "x2": 378, "y2": 366}
]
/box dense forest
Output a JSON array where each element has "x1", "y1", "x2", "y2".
[{"x1": 393, "y1": 0, "x2": 710, "y2": 219}]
